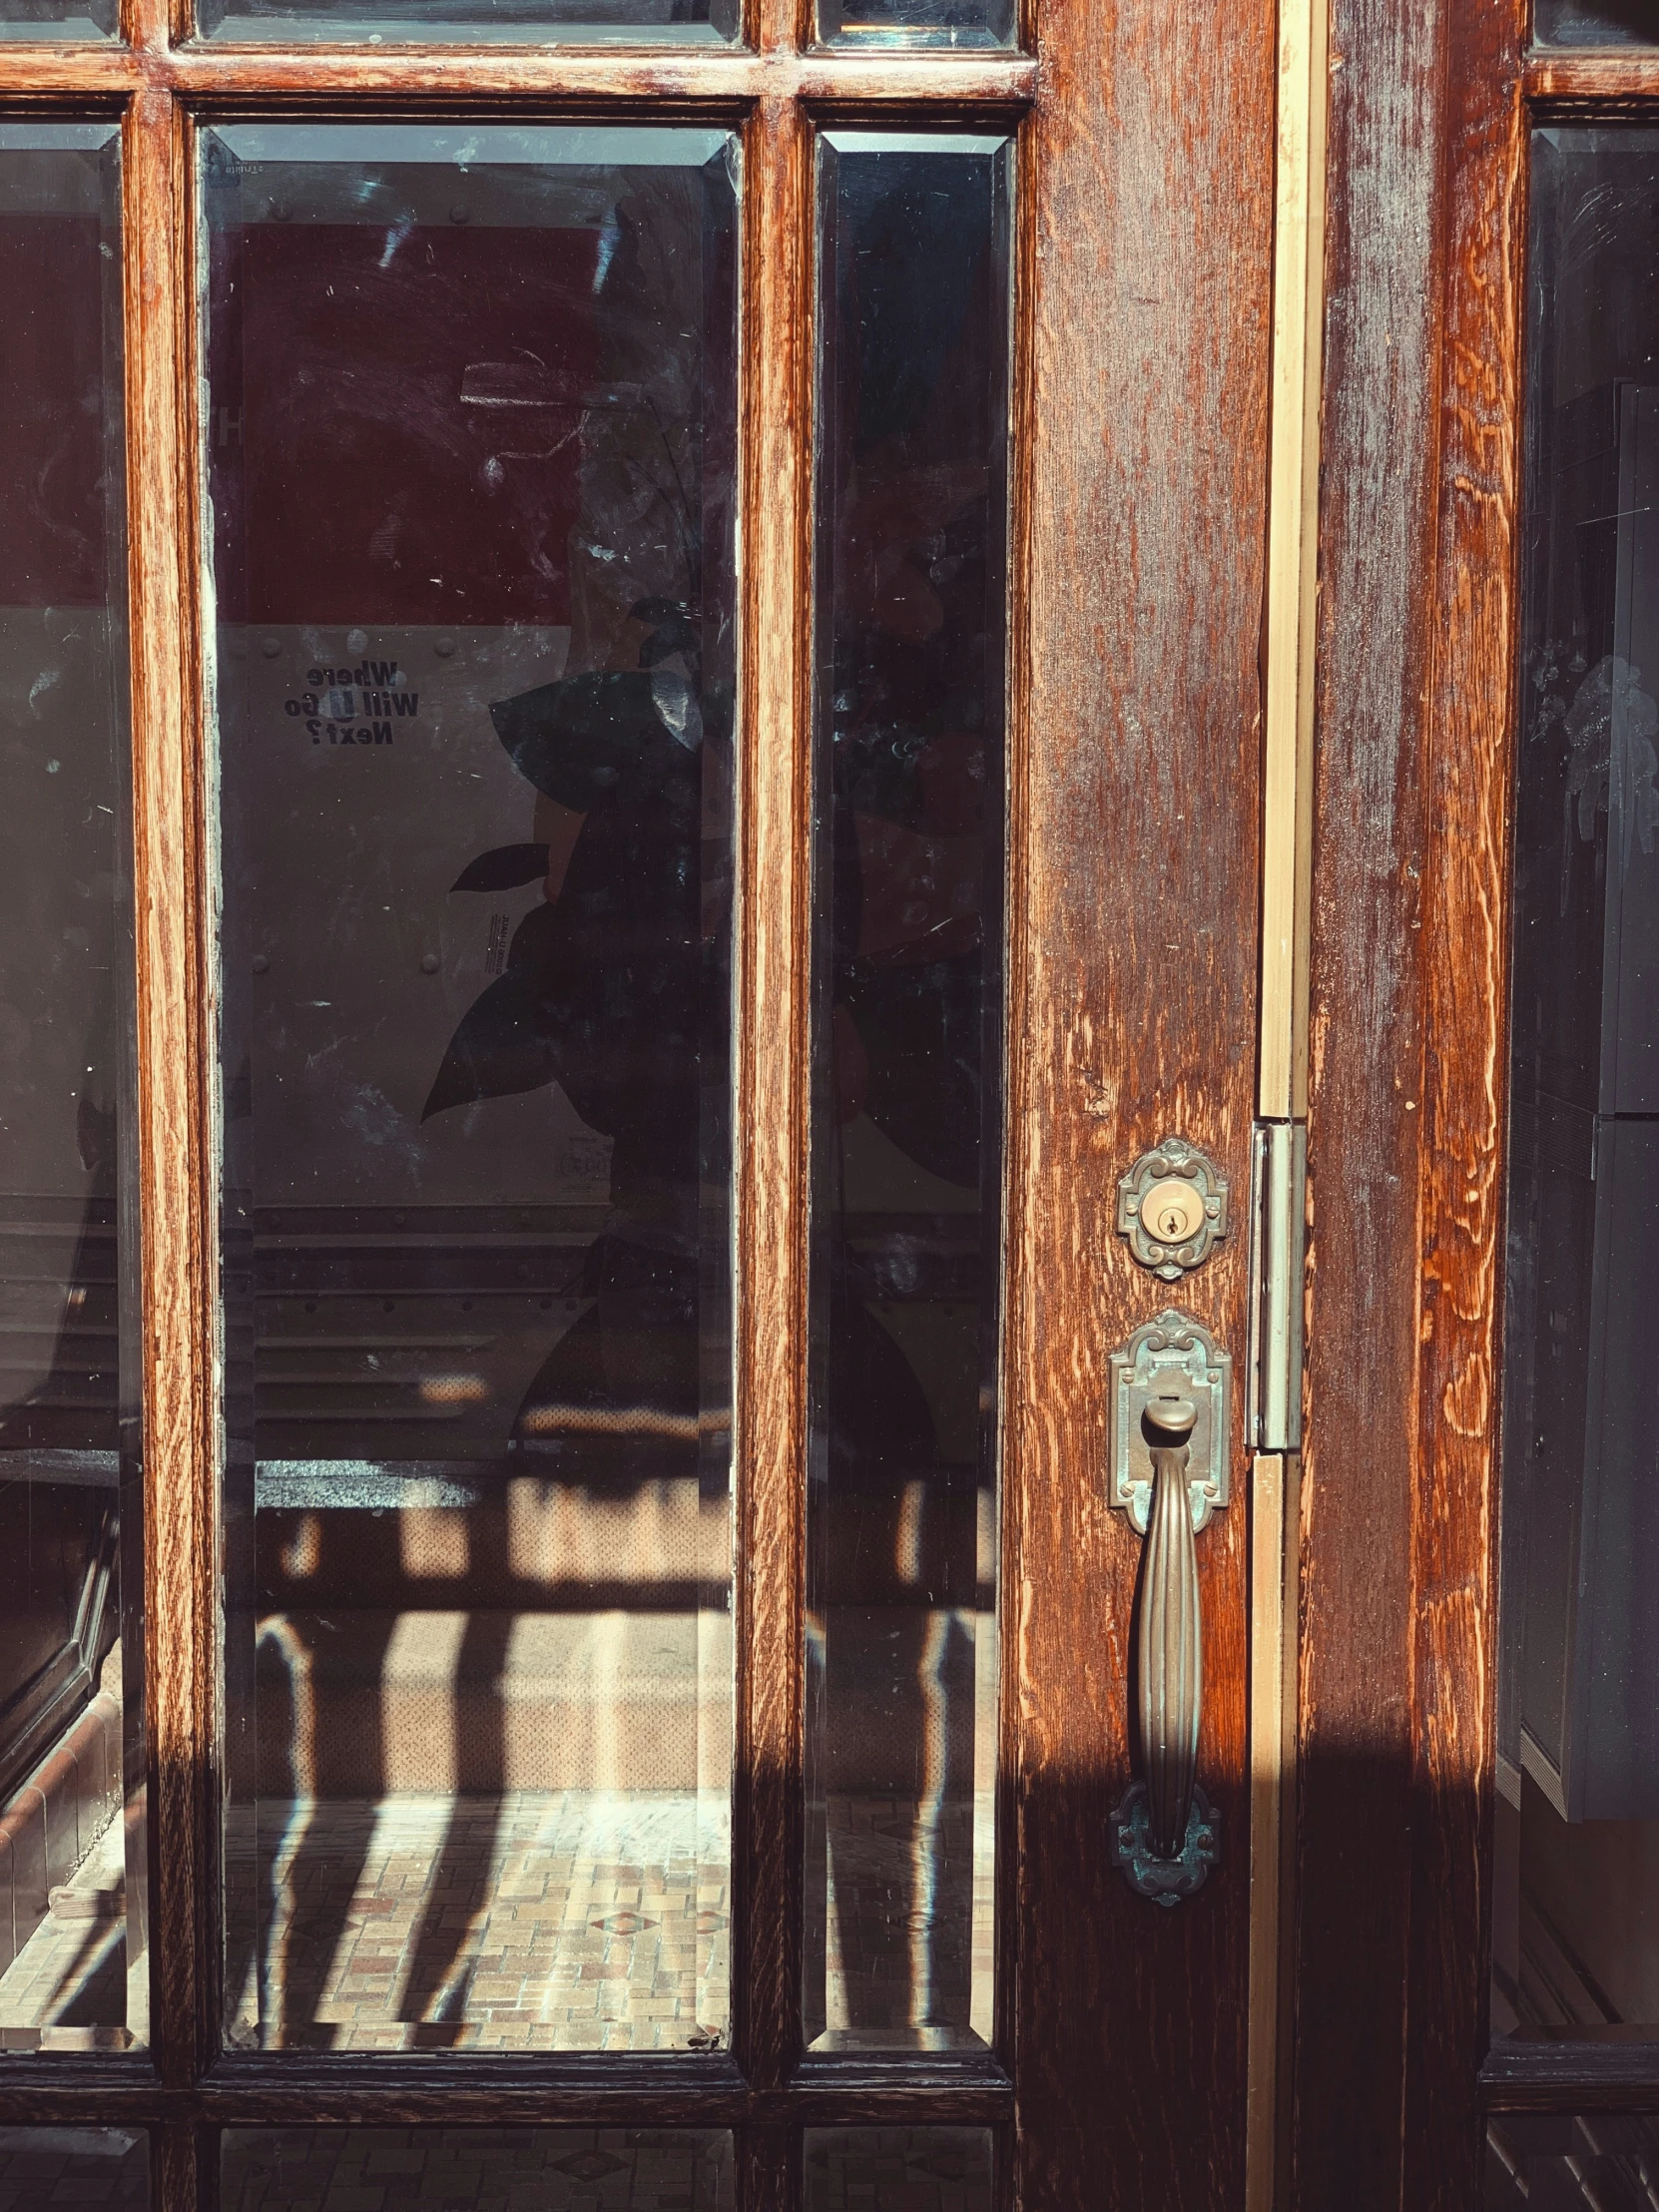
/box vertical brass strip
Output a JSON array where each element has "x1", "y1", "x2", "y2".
[{"x1": 1251, "y1": 0, "x2": 1328, "y2": 2196}]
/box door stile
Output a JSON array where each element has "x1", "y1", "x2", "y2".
[
  {"x1": 126, "y1": 82, "x2": 220, "y2": 2098},
  {"x1": 1009, "y1": 0, "x2": 1275, "y2": 2198},
  {"x1": 1404, "y1": 0, "x2": 1525, "y2": 2192},
  {"x1": 1294, "y1": 0, "x2": 1449, "y2": 2197},
  {"x1": 732, "y1": 82, "x2": 814, "y2": 2135}
]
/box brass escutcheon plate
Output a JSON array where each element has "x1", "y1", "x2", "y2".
[{"x1": 1116, "y1": 1134, "x2": 1230, "y2": 1280}]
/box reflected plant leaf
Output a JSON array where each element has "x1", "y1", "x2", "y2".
[
  {"x1": 420, "y1": 956, "x2": 561, "y2": 1121},
  {"x1": 449, "y1": 842, "x2": 551, "y2": 893}
]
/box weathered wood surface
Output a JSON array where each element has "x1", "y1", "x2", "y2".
[
  {"x1": 1009, "y1": 0, "x2": 1275, "y2": 2200},
  {"x1": 1525, "y1": 50, "x2": 1659, "y2": 109},
  {"x1": 127, "y1": 84, "x2": 218, "y2": 2105},
  {"x1": 732, "y1": 72, "x2": 811, "y2": 2108},
  {"x1": 0, "y1": 40, "x2": 1036, "y2": 103},
  {"x1": 1301, "y1": 0, "x2": 1527, "y2": 2194},
  {"x1": 1294, "y1": 0, "x2": 1446, "y2": 2195},
  {"x1": 1404, "y1": 0, "x2": 1525, "y2": 2196}
]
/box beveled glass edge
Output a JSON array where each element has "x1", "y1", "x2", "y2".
[
  {"x1": 197, "y1": 14, "x2": 734, "y2": 42},
  {"x1": 212, "y1": 118, "x2": 735, "y2": 165},
  {"x1": 0, "y1": 119, "x2": 119, "y2": 145},
  {"x1": 0, "y1": 19, "x2": 116, "y2": 39}
]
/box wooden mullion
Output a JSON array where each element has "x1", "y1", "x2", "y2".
[
  {"x1": 1524, "y1": 49, "x2": 1659, "y2": 106},
  {"x1": 163, "y1": 48, "x2": 1034, "y2": 105},
  {"x1": 0, "y1": 45, "x2": 1036, "y2": 107},
  {"x1": 737, "y1": 2119, "x2": 794, "y2": 2212},
  {"x1": 127, "y1": 85, "x2": 218, "y2": 2092},
  {"x1": 730, "y1": 84, "x2": 812, "y2": 2107},
  {"x1": 0, "y1": 2073, "x2": 1013, "y2": 2128},
  {"x1": 153, "y1": 2118, "x2": 210, "y2": 2212}
]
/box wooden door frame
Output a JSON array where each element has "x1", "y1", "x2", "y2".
[
  {"x1": 1285, "y1": 0, "x2": 1659, "y2": 2198},
  {"x1": 0, "y1": 0, "x2": 1304, "y2": 2202}
]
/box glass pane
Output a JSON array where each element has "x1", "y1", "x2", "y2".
[
  {"x1": 0, "y1": 0, "x2": 114, "y2": 36},
  {"x1": 199, "y1": 0, "x2": 735, "y2": 45},
  {"x1": 224, "y1": 2132, "x2": 732, "y2": 2211},
  {"x1": 804, "y1": 132, "x2": 1009, "y2": 2054},
  {"x1": 817, "y1": 0, "x2": 1012, "y2": 45},
  {"x1": 205, "y1": 124, "x2": 738, "y2": 2055},
  {"x1": 805, "y1": 2131, "x2": 992, "y2": 2212},
  {"x1": 1498, "y1": 125, "x2": 1659, "y2": 2044},
  {"x1": 0, "y1": 125, "x2": 143, "y2": 2057},
  {"x1": 0, "y1": 2129, "x2": 147, "y2": 2207},
  {"x1": 1489, "y1": 2116, "x2": 1659, "y2": 2206},
  {"x1": 1536, "y1": 0, "x2": 1659, "y2": 48}
]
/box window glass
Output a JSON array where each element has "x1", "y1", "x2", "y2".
[
  {"x1": 0, "y1": 123, "x2": 143, "y2": 2058},
  {"x1": 1536, "y1": 0, "x2": 1659, "y2": 48},
  {"x1": 0, "y1": 2128, "x2": 147, "y2": 2207},
  {"x1": 804, "y1": 131, "x2": 1009, "y2": 2054},
  {"x1": 223, "y1": 2131, "x2": 733, "y2": 2210},
  {"x1": 817, "y1": 0, "x2": 1012, "y2": 45},
  {"x1": 1498, "y1": 125, "x2": 1659, "y2": 2044},
  {"x1": 199, "y1": 0, "x2": 736, "y2": 45},
  {"x1": 0, "y1": 0, "x2": 115, "y2": 40},
  {"x1": 206, "y1": 124, "x2": 739, "y2": 2054},
  {"x1": 805, "y1": 2130, "x2": 992, "y2": 2212}
]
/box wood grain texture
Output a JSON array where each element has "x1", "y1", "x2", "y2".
[
  {"x1": 126, "y1": 87, "x2": 218, "y2": 2093},
  {"x1": 1524, "y1": 50, "x2": 1659, "y2": 108},
  {"x1": 0, "y1": 2056, "x2": 1012, "y2": 2126},
  {"x1": 0, "y1": 41, "x2": 1035, "y2": 104},
  {"x1": 1403, "y1": 0, "x2": 1525, "y2": 2195},
  {"x1": 1293, "y1": 0, "x2": 1447, "y2": 2195},
  {"x1": 730, "y1": 88, "x2": 812, "y2": 2101},
  {"x1": 1007, "y1": 0, "x2": 1275, "y2": 2198},
  {"x1": 1484, "y1": 2042, "x2": 1659, "y2": 2107},
  {"x1": 153, "y1": 2121, "x2": 206, "y2": 2212}
]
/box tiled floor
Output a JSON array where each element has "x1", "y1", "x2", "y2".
[
  {"x1": 0, "y1": 1788, "x2": 993, "y2": 2052},
  {"x1": 224, "y1": 1794, "x2": 729, "y2": 2052},
  {"x1": 0, "y1": 1814, "x2": 131, "y2": 2052}
]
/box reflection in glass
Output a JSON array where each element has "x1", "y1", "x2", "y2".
[
  {"x1": 206, "y1": 125, "x2": 738, "y2": 2052},
  {"x1": 1536, "y1": 0, "x2": 1659, "y2": 47},
  {"x1": 1488, "y1": 2116, "x2": 1659, "y2": 2206},
  {"x1": 0, "y1": 126, "x2": 142, "y2": 2056},
  {"x1": 805, "y1": 133, "x2": 1009, "y2": 2053},
  {"x1": 1498, "y1": 126, "x2": 1659, "y2": 2044},
  {"x1": 0, "y1": 2128, "x2": 147, "y2": 2207},
  {"x1": 818, "y1": 0, "x2": 1012, "y2": 45},
  {"x1": 199, "y1": 0, "x2": 735, "y2": 44},
  {"x1": 805, "y1": 2130, "x2": 992, "y2": 2212},
  {"x1": 223, "y1": 2131, "x2": 733, "y2": 2211}
]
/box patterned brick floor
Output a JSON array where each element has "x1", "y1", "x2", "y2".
[
  {"x1": 0, "y1": 1791, "x2": 993, "y2": 2054},
  {"x1": 0, "y1": 1815, "x2": 132, "y2": 2053},
  {"x1": 224, "y1": 1795, "x2": 730, "y2": 2052}
]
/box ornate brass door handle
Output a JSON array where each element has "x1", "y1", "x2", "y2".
[{"x1": 1107, "y1": 1316, "x2": 1227, "y2": 1904}]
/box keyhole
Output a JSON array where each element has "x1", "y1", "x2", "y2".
[{"x1": 1160, "y1": 1207, "x2": 1185, "y2": 1238}]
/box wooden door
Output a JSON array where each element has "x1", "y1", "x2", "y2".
[{"x1": 0, "y1": 0, "x2": 1297, "y2": 2203}]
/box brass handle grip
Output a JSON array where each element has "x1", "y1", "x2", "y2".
[
  {"x1": 1107, "y1": 1316, "x2": 1225, "y2": 1903},
  {"x1": 1138, "y1": 1397, "x2": 1203, "y2": 1859}
]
